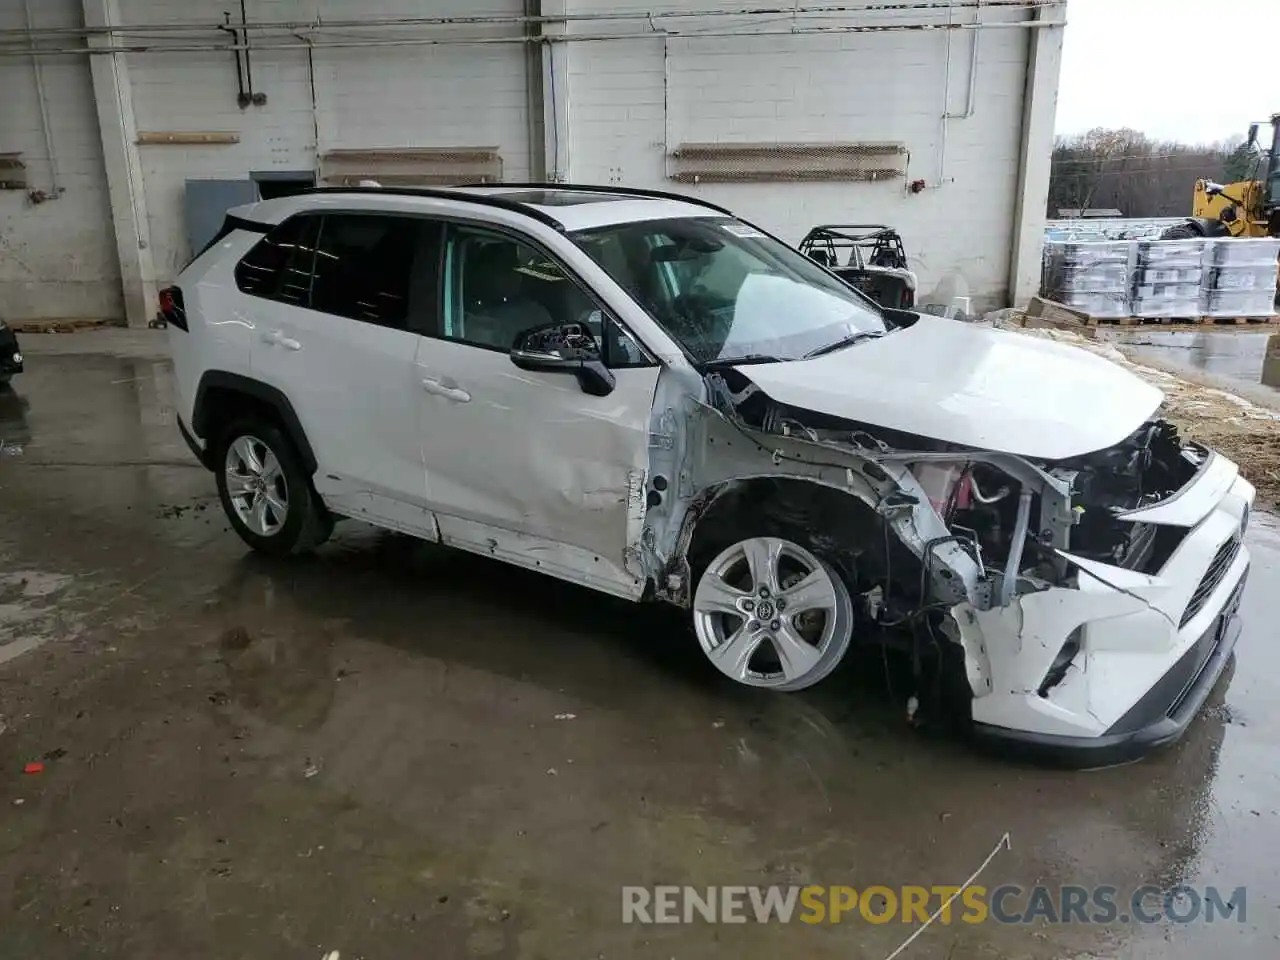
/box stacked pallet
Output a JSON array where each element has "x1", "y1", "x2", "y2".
[
  {"x1": 1133, "y1": 240, "x2": 1203, "y2": 319},
  {"x1": 1204, "y1": 239, "x2": 1280, "y2": 319},
  {"x1": 1040, "y1": 237, "x2": 1280, "y2": 323},
  {"x1": 1041, "y1": 241, "x2": 1131, "y2": 318}
]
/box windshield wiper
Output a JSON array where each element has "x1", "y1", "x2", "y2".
[
  {"x1": 803, "y1": 331, "x2": 885, "y2": 359},
  {"x1": 701, "y1": 353, "x2": 786, "y2": 367}
]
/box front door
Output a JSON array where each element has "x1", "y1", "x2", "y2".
[{"x1": 414, "y1": 223, "x2": 660, "y2": 593}]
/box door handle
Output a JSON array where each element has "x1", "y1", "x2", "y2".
[{"x1": 421, "y1": 377, "x2": 471, "y2": 403}]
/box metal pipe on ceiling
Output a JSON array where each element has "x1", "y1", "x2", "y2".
[
  {"x1": 0, "y1": 16, "x2": 1067, "y2": 59},
  {"x1": 0, "y1": 0, "x2": 1065, "y2": 41}
]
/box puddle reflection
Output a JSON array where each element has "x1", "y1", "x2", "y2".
[{"x1": 1111, "y1": 329, "x2": 1280, "y2": 394}]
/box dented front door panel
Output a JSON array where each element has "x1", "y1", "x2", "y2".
[{"x1": 415, "y1": 336, "x2": 660, "y2": 589}]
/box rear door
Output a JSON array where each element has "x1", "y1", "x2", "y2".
[{"x1": 238, "y1": 212, "x2": 440, "y2": 534}]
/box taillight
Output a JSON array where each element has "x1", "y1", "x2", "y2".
[{"x1": 159, "y1": 285, "x2": 188, "y2": 331}]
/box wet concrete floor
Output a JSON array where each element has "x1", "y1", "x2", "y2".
[
  {"x1": 1, "y1": 333, "x2": 1279, "y2": 959},
  {"x1": 1107, "y1": 327, "x2": 1280, "y2": 399}
]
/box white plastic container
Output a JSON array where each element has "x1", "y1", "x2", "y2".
[
  {"x1": 1206, "y1": 237, "x2": 1280, "y2": 267},
  {"x1": 1203, "y1": 290, "x2": 1278, "y2": 318}
]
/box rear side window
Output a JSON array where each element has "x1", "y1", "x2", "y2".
[
  {"x1": 234, "y1": 212, "x2": 441, "y2": 333},
  {"x1": 310, "y1": 214, "x2": 421, "y2": 330},
  {"x1": 234, "y1": 215, "x2": 320, "y2": 302}
]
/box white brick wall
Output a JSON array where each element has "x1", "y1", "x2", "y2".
[
  {"x1": 120, "y1": 0, "x2": 531, "y2": 282},
  {"x1": 0, "y1": 0, "x2": 1055, "y2": 318},
  {"x1": 0, "y1": 0, "x2": 121, "y2": 320},
  {"x1": 567, "y1": 2, "x2": 1034, "y2": 311}
]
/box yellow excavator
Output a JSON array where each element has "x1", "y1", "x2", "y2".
[{"x1": 1161, "y1": 114, "x2": 1280, "y2": 240}]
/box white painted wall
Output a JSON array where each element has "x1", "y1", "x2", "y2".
[
  {"x1": 0, "y1": 0, "x2": 121, "y2": 321},
  {"x1": 119, "y1": 0, "x2": 531, "y2": 284},
  {"x1": 567, "y1": 2, "x2": 1037, "y2": 312},
  {"x1": 0, "y1": 1, "x2": 1062, "y2": 320}
]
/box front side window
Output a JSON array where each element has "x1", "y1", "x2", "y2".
[
  {"x1": 442, "y1": 225, "x2": 651, "y2": 367},
  {"x1": 571, "y1": 217, "x2": 887, "y2": 364}
]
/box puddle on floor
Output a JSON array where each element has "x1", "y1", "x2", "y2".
[
  {"x1": 1107, "y1": 328, "x2": 1280, "y2": 397},
  {"x1": 0, "y1": 569, "x2": 77, "y2": 666}
]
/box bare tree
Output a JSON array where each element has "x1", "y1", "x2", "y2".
[{"x1": 1048, "y1": 129, "x2": 1239, "y2": 218}]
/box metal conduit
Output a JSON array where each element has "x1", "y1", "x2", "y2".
[
  {"x1": 0, "y1": 17, "x2": 1066, "y2": 59},
  {"x1": 0, "y1": 1, "x2": 1065, "y2": 42}
]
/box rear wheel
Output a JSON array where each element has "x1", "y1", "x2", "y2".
[
  {"x1": 215, "y1": 419, "x2": 332, "y2": 557},
  {"x1": 691, "y1": 534, "x2": 854, "y2": 691}
]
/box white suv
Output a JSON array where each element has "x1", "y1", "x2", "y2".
[{"x1": 166, "y1": 184, "x2": 1253, "y2": 765}]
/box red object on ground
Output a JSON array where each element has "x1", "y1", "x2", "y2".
[{"x1": 23, "y1": 762, "x2": 43, "y2": 775}]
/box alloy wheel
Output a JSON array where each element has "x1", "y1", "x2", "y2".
[
  {"x1": 692, "y1": 537, "x2": 853, "y2": 690},
  {"x1": 224, "y1": 435, "x2": 289, "y2": 537}
]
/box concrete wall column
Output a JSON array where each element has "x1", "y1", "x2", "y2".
[
  {"x1": 1008, "y1": 3, "x2": 1066, "y2": 307},
  {"x1": 82, "y1": 0, "x2": 156, "y2": 327}
]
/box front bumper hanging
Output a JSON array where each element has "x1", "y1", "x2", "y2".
[{"x1": 973, "y1": 575, "x2": 1246, "y2": 767}]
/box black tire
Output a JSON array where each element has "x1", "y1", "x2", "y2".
[
  {"x1": 1160, "y1": 223, "x2": 1202, "y2": 241},
  {"x1": 214, "y1": 418, "x2": 333, "y2": 557}
]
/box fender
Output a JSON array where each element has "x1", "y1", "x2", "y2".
[{"x1": 191, "y1": 370, "x2": 318, "y2": 475}]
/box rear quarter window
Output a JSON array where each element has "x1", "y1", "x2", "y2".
[{"x1": 234, "y1": 215, "x2": 321, "y2": 304}]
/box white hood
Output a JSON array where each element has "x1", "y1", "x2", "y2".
[{"x1": 734, "y1": 315, "x2": 1164, "y2": 460}]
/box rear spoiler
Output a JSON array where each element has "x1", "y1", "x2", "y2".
[{"x1": 184, "y1": 213, "x2": 271, "y2": 269}]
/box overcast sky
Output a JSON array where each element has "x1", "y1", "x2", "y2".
[{"x1": 1056, "y1": 0, "x2": 1279, "y2": 144}]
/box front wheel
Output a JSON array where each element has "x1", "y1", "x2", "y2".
[
  {"x1": 215, "y1": 420, "x2": 332, "y2": 557},
  {"x1": 691, "y1": 535, "x2": 854, "y2": 691}
]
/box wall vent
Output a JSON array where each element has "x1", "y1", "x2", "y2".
[
  {"x1": 669, "y1": 142, "x2": 907, "y2": 184},
  {"x1": 319, "y1": 147, "x2": 503, "y2": 186}
]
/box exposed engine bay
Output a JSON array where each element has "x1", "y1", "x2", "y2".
[
  {"x1": 946, "y1": 419, "x2": 1198, "y2": 576},
  {"x1": 695, "y1": 368, "x2": 1202, "y2": 619}
]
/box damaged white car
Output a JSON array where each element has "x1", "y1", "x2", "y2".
[{"x1": 166, "y1": 184, "x2": 1253, "y2": 765}]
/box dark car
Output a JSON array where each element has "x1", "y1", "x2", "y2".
[{"x1": 0, "y1": 320, "x2": 23, "y2": 386}]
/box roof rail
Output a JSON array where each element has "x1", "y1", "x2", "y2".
[
  {"x1": 495, "y1": 182, "x2": 734, "y2": 216},
  {"x1": 301, "y1": 185, "x2": 567, "y2": 231}
]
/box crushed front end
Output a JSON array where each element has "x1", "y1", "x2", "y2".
[
  {"x1": 939, "y1": 422, "x2": 1253, "y2": 765},
  {"x1": 675, "y1": 371, "x2": 1253, "y2": 765}
]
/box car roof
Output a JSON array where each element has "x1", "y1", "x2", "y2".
[{"x1": 231, "y1": 184, "x2": 731, "y2": 234}]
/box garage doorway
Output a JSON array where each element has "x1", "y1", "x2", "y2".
[{"x1": 252, "y1": 170, "x2": 316, "y2": 200}]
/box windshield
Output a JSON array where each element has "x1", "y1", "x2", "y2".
[{"x1": 570, "y1": 217, "x2": 886, "y2": 364}]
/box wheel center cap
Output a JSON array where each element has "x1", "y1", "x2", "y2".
[{"x1": 755, "y1": 600, "x2": 776, "y2": 620}]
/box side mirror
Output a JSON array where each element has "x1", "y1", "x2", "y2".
[
  {"x1": 510, "y1": 321, "x2": 616, "y2": 397},
  {"x1": 1248, "y1": 123, "x2": 1260, "y2": 148}
]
